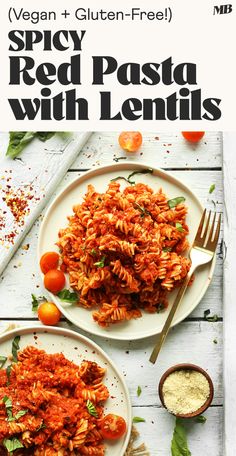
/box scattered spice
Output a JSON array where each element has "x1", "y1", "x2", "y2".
[
  {"x1": 0, "y1": 173, "x2": 39, "y2": 246},
  {"x1": 162, "y1": 369, "x2": 210, "y2": 415}
]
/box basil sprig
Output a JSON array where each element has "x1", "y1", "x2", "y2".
[
  {"x1": 86, "y1": 400, "x2": 98, "y2": 418},
  {"x1": 3, "y1": 437, "x2": 24, "y2": 454},
  {"x1": 6, "y1": 132, "x2": 56, "y2": 158},
  {"x1": 168, "y1": 197, "x2": 186, "y2": 209},
  {"x1": 12, "y1": 336, "x2": 20, "y2": 363},
  {"x1": 0, "y1": 356, "x2": 7, "y2": 368},
  {"x1": 3, "y1": 396, "x2": 28, "y2": 422},
  {"x1": 171, "y1": 418, "x2": 191, "y2": 456},
  {"x1": 111, "y1": 168, "x2": 153, "y2": 185},
  {"x1": 57, "y1": 289, "x2": 78, "y2": 303}
]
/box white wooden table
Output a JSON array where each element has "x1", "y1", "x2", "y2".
[{"x1": 0, "y1": 132, "x2": 223, "y2": 455}]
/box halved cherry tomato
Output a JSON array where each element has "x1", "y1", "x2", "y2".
[
  {"x1": 100, "y1": 414, "x2": 127, "y2": 440},
  {"x1": 118, "y1": 131, "x2": 142, "y2": 152},
  {"x1": 44, "y1": 269, "x2": 65, "y2": 294},
  {"x1": 40, "y1": 252, "x2": 59, "y2": 274},
  {"x1": 38, "y1": 302, "x2": 61, "y2": 325},
  {"x1": 182, "y1": 131, "x2": 205, "y2": 143}
]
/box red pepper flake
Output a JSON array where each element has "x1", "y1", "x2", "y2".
[
  {"x1": 0, "y1": 176, "x2": 39, "y2": 246},
  {"x1": 2, "y1": 185, "x2": 35, "y2": 225}
]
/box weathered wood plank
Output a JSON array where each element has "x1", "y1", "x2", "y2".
[
  {"x1": 0, "y1": 132, "x2": 91, "y2": 275},
  {"x1": 0, "y1": 320, "x2": 223, "y2": 407},
  {"x1": 131, "y1": 406, "x2": 223, "y2": 456},
  {"x1": 223, "y1": 133, "x2": 236, "y2": 456},
  {"x1": 71, "y1": 131, "x2": 222, "y2": 169}
]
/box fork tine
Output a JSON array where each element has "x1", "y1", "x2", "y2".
[
  {"x1": 212, "y1": 213, "x2": 221, "y2": 246},
  {"x1": 207, "y1": 212, "x2": 216, "y2": 243},
  {"x1": 206, "y1": 213, "x2": 221, "y2": 250},
  {"x1": 195, "y1": 209, "x2": 207, "y2": 239},
  {"x1": 202, "y1": 211, "x2": 211, "y2": 240}
]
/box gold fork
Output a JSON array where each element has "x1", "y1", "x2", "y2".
[{"x1": 149, "y1": 209, "x2": 221, "y2": 364}]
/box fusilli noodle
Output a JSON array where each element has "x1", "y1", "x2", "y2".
[
  {"x1": 57, "y1": 182, "x2": 191, "y2": 327},
  {"x1": 0, "y1": 346, "x2": 114, "y2": 455}
]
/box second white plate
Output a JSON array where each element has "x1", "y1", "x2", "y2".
[{"x1": 38, "y1": 163, "x2": 215, "y2": 340}]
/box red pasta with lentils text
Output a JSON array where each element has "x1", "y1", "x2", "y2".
[{"x1": 57, "y1": 182, "x2": 191, "y2": 327}]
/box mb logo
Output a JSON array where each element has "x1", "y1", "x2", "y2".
[{"x1": 213, "y1": 4, "x2": 233, "y2": 14}]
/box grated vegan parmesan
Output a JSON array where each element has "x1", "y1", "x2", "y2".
[{"x1": 162, "y1": 369, "x2": 210, "y2": 415}]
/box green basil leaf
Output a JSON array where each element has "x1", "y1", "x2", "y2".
[
  {"x1": 0, "y1": 355, "x2": 7, "y2": 368},
  {"x1": 31, "y1": 294, "x2": 39, "y2": 312},
  {"x1": 209, "y1": 184, "x2": 215, "y2": 194},
  {"x1": 94, "y1": 256, "x2": 106, "y2": 268},
  {"x1": 6, "y1": 365, "x2": 12, "y2": 386},
  {"x1": 12, "y1": 336, "x2": 20, "y2": 363},
  {"x1": 127, "y1": 168, "x2": 153, "y2": 182},
  {"x1": 3, "y1": 396, "x2": 13, "y2": 421},
  {"x1": 134, "y1": 202, "x2": 151, "y2": 218},
  {"x1": 137, "y1": 386, "x2": 142, "y2": 397},
  {"x1": 168, "y1": 197, "x2": 186, "y2": 209},
  {"x1": 86, "y1": 400, "x2": 98, "y2": 418},
  {"x1": 110, "y1": 176, "x2": 131, "y2": 184},
  {"x1": 171, "y1": 418, "x2": 191, "y2": 456},
  {"x1": 31, "y1": 294, "x2": 47, "y2": 312},
  {"x1": 196, "y1": 415, "x2": 207, "y2": 423},
  {"x1": 13, "y1": 409, "x2": 28, "y2": 421},
  {"x1": 36, "y1": 132, "x2": 55, "y2": 142},
  {"x1": 111, "y1": 168, "x2": 153, "y2": 185},
  {"x1": 6, "y1": 132, "x2": 35, "y2": 158},
  {"x1": 36, "y1": 422, "x2": 46, "y2": 432},
  {"x1": 3, "y1": 437, "x2": 24, "y2": 453},
  {"x1": 57, "y1": 289, "x2": 78, "y2": 303},
  {"x1": 132, "y1": 416, "x2": 146, "y2": 423},
  {"x1": 163, "y1": 247, "x2": 172, "y2": 252},
  {"x1": 176, "y1": 222, "x2": 185, "y2": 232}
]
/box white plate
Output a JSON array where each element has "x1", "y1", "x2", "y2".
[
  {"x1": 38, "y1": 162, "x2": 215, "y2": 340},
  {"x1": 0, "y1": 326, "x2": 132, "y2": 456}
]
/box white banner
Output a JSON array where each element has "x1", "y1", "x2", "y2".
[{"x1": 0, "y1": 0, "x2": 235, "y2": 130}]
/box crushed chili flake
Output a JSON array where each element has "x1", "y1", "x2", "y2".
[{"x1": 0, "y1": 174, "x2": 39, "y2": 246}]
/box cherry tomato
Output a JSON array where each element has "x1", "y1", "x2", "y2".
[
  {"x1": 44, "y1": 269, "x2": 65, "y2": 294},
  {"x1": 118, "y1": 131, "x2": 142, "y2": 152},
  {"x1": 100, "y1": 414, "x2": 127, "y2": 440},
  {"x1": 181, "y1": 131, "x2": 205, "y2": 143},
  {"x1": 38, "y1": 302, "x2": 61, "y2": 325},
  {"x1": 40, "y1": 252, "x2": 59, "y2": 274}
]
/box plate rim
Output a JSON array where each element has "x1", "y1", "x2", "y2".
[
  {"x1": 0, "y1": 324, "x2": 132, "y2": 456},
  {"x1": 38, "y1": 162, "x2": 216, "y2": 340}
]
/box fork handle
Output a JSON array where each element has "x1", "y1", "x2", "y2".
[{"x1": 149, "y1": 265, "x2": 196, "y2": 364}]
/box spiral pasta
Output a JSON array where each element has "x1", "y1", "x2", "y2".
[
  {"x1": 57, "y1": 182, "x2": 191, "y2": 327},
  {"x1": 0, "y1": 346, "x2": 114, "y2": 455}
]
